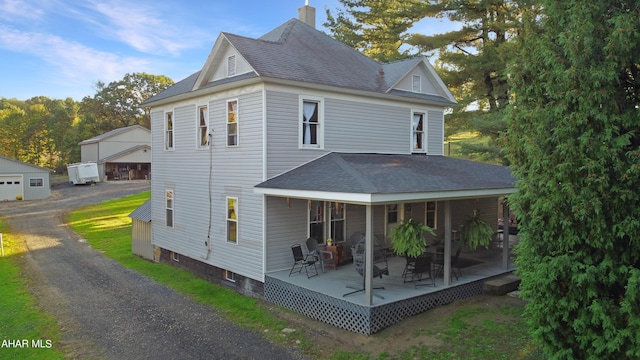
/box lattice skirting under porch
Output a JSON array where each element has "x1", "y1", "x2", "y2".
[{"x1": 264, "y1": 276, "x2": 484, "y2": 335}]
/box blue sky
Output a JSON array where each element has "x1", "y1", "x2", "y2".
[{"x1": 0, "y1": 0, "x2": 457, "y2": 101}]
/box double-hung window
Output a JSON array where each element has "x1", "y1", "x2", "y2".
[
  {"x1": 309, "y1": 200, "x2": 325, "y2": 243},
  {"x1": 166, "y1": 190, "x2": 174, "y2": 227},
  {"x1": 300, "y1": 96, "x2": 323, "y2": 148},
  {"x1": 426, "y1": 201, "x2": 437, "y2": 229},
  {"x1": 412, "y1": 112, "x2": 425, "y2": 152},
  {"x1": 165, "y1": 112, "x2": 174, "y2": 150},
  {"x1": 330, "y1": 202, "x2": 345, "y2": 243},
  {"x1": 227, "y1": 100, "x2": 238, "y2": 146},
  {"x1": 227, "y1": 197, "x2": 238, "y2": 243},
  {"x1": 197, "y1": 106, "x2": 208, "y2": 148}
]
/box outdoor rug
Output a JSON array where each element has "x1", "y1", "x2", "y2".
[{"x1": 456, "y1": 257, "x2": 484, "y2": 269}]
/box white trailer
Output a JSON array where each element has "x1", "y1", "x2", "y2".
[{"x1": 67, "y1": 162, "x2": 100, "y2": 185}]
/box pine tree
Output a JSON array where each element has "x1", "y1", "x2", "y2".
[{"x1": 506, "y1": 1, "x2": 640, "y2": 357}]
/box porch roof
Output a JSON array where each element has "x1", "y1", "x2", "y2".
[{"x1": 254, "y1": 153, "x2": 517, "y2": 204}]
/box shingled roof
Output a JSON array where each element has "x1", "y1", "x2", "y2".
[
  {"x1": 255, "y1": 153, "x2": 516, "y2": 204},
  {"x1": 145, "y1": 19, "x2": 456, "y2": 106}
]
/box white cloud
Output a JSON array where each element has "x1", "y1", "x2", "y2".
[
  {"x1": 0, "y1": 24, "x2": 149, "y2": 85},
  {"x1": 81, "y1": 0, "x2": 209, "y2": 56},
  {"x1": 0, "y1": 0, "x2": 46, "y2": 21}
]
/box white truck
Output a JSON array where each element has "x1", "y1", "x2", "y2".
[{"x1": 67, "y1": 162, "x2": 100, "y2": 185}]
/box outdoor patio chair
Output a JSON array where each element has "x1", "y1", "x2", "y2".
[
  {"x1": 406, "y1": 253, "x2": 436, "y2": 288},
  {"x1": 402, "y1": 254, "x2": 416, "y2": 280},
  {"x1": 343, "y1": 239, "x2": 389, "y2": 299},
  {"x1": 289, "y1": 244, "x2": 318, "y2": 278},
  {"x1": 433, "y1": 247, "x2": 462, "y2": 280},
  {"x1": 305, "y1": 237, "x2": 335, "y2": 272}
]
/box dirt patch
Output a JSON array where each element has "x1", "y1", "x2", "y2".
[{"x1": 267, "y1": 293, "x2": 526, "y2": 357}]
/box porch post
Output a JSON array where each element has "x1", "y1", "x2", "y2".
[
  {"x1": 444, "y1": 200, "x2": 452, "y2": 286},
  {"x1": 502, "y1": 201, "x2": 510, "y2": 269},
  {"x1": 365, "y1": 204, "x2": 374, "y2": 305}
]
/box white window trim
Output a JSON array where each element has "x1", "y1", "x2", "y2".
[
  {"x1": 226, "y1": 196, "x2": 238, "y2": 244},
  {"x1": 29, "y1": 178, "x2": 44, "y2": 187},
  {"x1": 197, "y1": 105, "x2": 209, "y2": 149},
  {"x1": 165, "y1": 111, "x2": 174, "y2": 151},
  {"x1": 412, "y1": 74, "x2": 422, "y2": 93},
  {"x1": 227, "y1": 55, "x2": 236, "y2": 77},
  {"x1": 166, "y1": 189, "x2": 174, "y2": 228},
  {"x1": 298, "y1": 95, "x2": 324, "y2": 149},
  {"x1": 411, "y1": 110, "x2": 427, "y2": 153},
  {"x1": 225, "y1": 270, "x2": 236, "y2": 282},
  {"x1": 330, "y1": 202, "x2": 346, "y2": 243},
  {"x1": 226, "y1": 99, "x2": 239, "y2": 147},
  {"x1": 425, "y1": 201, "x2": 438, "y2": 230}
]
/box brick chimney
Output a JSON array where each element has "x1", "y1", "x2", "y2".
[{"x1": 298, "y1": 0, "x2": 316, "y2": 28}]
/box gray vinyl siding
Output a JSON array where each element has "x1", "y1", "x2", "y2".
[
  {"x1": 265, "y1": 89, "x2": 423, "y2": 179},
  {"x1": 265, "y1": 197, "x2": 308, "y2": 273},
  {"x1": 265, "y1": 90, "x2": 327, "y2": 178},
  {"x1": 150, "y1": 90, "x2": 265, "y2": 282},
  {"x1": 324, "y1": 99, "x2": 407, "y2": 153},
  {"x1": 427, "y1": 110, "x2": 444, "y2": 155}
]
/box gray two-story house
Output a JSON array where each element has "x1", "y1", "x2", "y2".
[{"x1": 143, "y1": 4, "x2": 516, "y2": 334}]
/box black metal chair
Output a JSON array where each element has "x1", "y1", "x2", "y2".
[
  {"x1": 407, "y1": 253, "x2": 436, "y2": 287},
  {"x1": 433, "y1": 247, "x2": 462, "y2": 280},
  {"x1": 343, "y1": 239, "x2": 389, "y2": 298},
  {"x1": 289, "y1": 244, "x2": 318, "y2": 278},
  {"x1": 305, "y1": 237, "x2": 334, "y2": 272}
]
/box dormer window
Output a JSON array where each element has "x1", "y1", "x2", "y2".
[
  {"x1": 412, "y1": 75, "x2": 421, "y2": 93},
  {"x1": 227, "y1": 55, "x2": 236, "y2": 77}
]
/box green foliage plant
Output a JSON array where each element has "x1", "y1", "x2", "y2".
[
  {"x1": 505, "y1": 0, "x2": 640, "y2": 357},
  {"x1": 461, "y1": 210, "x2": 493, "y2": 250},
  {"x1": 391, "y1": 218, "x2": 435, "y2": 258}
]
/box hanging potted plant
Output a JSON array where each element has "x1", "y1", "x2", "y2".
[
  {"x1": 391, "y1": 218, "x2": 435, "y2": 258},
  {"x1": 461, "y1": 210, "x2": 493, "y2": 250}
]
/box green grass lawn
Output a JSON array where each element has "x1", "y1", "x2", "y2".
[{"x1": 0, "y1": 222, "x2": 65, "y2": 360}]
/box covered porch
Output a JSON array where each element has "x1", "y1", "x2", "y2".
[
  {"x1": 265, "y1": 238, "x2": 518, "y2": 334},
  {"x1": 255, "y1": 153, "x2": 517, "y2": 334}
]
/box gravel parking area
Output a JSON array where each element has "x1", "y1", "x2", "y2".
[{"x1": 0, "y1": 181, "x2": 306, "y2": 360}]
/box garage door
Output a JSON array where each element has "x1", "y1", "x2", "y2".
[{"x1": 0, "y1": 175, "x2": 23, "y2": 201}]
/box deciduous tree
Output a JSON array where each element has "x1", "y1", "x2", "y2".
[{"x1": 506, "y1": 1, "x2": 640, "y2": 357}]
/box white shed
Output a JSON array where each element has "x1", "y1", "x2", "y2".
[
  {"x1": 0, "y1": 155, "x2": 52, "y2": 201},
  {"x1": 79, "y1": 125, "x2": 151, "y2": 181}
]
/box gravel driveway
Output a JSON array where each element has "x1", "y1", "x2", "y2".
[{"x1": 0, "y1": 181, "x2": 306, "y2": 360}]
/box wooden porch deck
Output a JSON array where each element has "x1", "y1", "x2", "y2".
[{"x1": 265, "y1": 243, "x2": 517, "y2": 334}]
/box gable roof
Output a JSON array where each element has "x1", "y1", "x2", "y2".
[
  {"x1": 129, "y1": 199, "x2": 151, "y2": 222},
  {"x1": 145, "y1": 19, "x2": 456, "y2": 106},
  {"x1": 79, "y1": 125, "x2": 150, "y2": 145},
  {"x1": 0, "y1": 155, "x2": 54, "y2": 173},
  {"x1": 255, "y1": 153, "x2": 516, "y2": 204},
  {"x1": 98, "y1": 145, "x2": 151, "y2": 163}
]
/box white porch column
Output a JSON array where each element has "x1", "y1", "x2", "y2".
[
  {"x1": 444, "y1": 200, "x2": 452, "y2": 286},
  {"x1": 502, "y1": 201, "x2": 510, "y2": 269},
  {"x1": 365, "y1": 204, "x2": 374, "y2": 305}
]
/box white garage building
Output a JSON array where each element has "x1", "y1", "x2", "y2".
[{"x1": 0, "y1": 155, "x2": 52, "y2": 201}]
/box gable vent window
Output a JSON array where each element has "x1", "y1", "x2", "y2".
[
  {"x1": 227, "y1": 55, "x2": 236, "y2": 77},
  {"x1": 412, "y1": 75, "x2": 421, "y2": 93}
]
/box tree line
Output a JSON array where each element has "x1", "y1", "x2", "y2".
[{"x1": 0, "y1": 73, "x2": 173, "y2": 172}]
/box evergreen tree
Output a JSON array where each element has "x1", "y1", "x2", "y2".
[
  {"x1": 506, "y1": 1, "x2": 640, "y2": 357},
  {"x1": 324, "y1": 0, "x2": 425, "y2": 62},
  {"x1": 410, "y1": 0, "x2": 539, "y2": 163}
]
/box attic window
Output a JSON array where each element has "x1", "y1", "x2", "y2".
[
  {"x1": 412, "y1": 75, "x2": 421, "y2": 92},
  {"x1": 227, "y1": 55, "x2": 236, "y2": 77}
]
